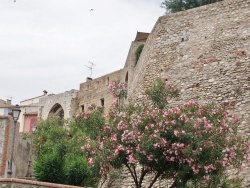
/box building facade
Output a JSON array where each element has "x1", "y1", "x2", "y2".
[
  {"x1": 0, "y1": 99, "x2": 12, "y2": 116},
  {"x1": 19, "y1": 91, "x2": 48, "y2": 133}
]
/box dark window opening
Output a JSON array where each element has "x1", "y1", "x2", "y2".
[
  {"x1": 125, "y1": 72, "x2": 128, "y2": 84},
  {"x1": 100, "y1": 98, "x2": 104, "y2": 107},
  {"x1": 106, "y1": 77, "x2": 110, "y2": 86},
  {"x1": 81, "y1": 105, "x2": 84, "y2": 112}
]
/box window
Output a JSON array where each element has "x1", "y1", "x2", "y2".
[
  {"x1": 100, "y1": 98, "x2": 104, "y2": 107},
  {"x1": 125, "y1": 72, "x2": 128, "y2": 84},
  {"x1": 81, "y1": 105, "x2": 84, "y2": 112},
  {"x1": 106, "y1": 77, "x2": 110, "y2": 86}
]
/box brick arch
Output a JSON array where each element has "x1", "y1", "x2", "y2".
[{"x1": 48, "y1": 103, "x2": 64, "y2": 118}]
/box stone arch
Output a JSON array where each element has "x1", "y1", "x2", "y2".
[{"x1": 48, "y1": 103, "x2": 64, "y2": 118}]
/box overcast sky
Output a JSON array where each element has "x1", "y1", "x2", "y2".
[{"x1": 0, "y1": 0, "x2": 165, "y2": 104}]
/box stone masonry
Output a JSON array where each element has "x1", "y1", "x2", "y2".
[
  {"x1": 125, "y1": 0, "x2": 250, "y2": 187},
  {"x1": 38, "y1": 32, "x2": 149, "y2": 120},
  {"x1": 78, "y1": 70, "x2": 122, "y2": 115},
  {"x1": 0, "y1": 116, "x2": 30, "y2": 178},
  {"x1": 38, "y1": 89, "x2": 78, "y2": 120}
]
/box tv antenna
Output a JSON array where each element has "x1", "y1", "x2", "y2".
[{"x1": 85, "y1": 61, "x2": 95, "y2": 78}]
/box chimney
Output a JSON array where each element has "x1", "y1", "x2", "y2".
[
  {"x1": 6, "y1": 99, "x2": 11, "y2": 105},
  {"x1": 43, "y1": 90, "x2": 48, "y2": 95},
  {"x1": 86, "y1": 77, "x2": 92, "y2": 82}
]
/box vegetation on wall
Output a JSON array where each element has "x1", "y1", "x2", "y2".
[
  {"x1": 135, "y1": 44, "x2": 144, "y2": 65},
  {"x1": 161, "y1": 0, "x2": 223, "y2": 13}
]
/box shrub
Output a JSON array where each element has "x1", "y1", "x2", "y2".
[{"x1": 135, "y1": 44, "x2": 144, "y2": 65}]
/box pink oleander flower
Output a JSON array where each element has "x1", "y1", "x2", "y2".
[
  {"x1": 127, "y1": 154, "x2": 137, "y2": 164},
  {"x1": 203, "y1": 175, "x2": 210, "y2": 182},
  {"x1": 115, "y1": 145, "x2": 124, "y2": 156},
  {"x1": 174, "y1": 130, "x2": 179, "y2": 137},
  {"x1": 87, "y1": 158, "x2": 94, "y2": 166}
]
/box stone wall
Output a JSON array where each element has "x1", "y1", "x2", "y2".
[
  {"x1": 121, "y1": 41, "x2": 145, "y2": 92},
  {"x1": 14, "y1": 132, "x2": 30, "y2": 178},
  {"x1": 0, "y1": 178, "x2": 85, "y2": 188},
  {"x1": 120, "y1": 32, "x2": 149, "y2": 92},
  {"x1": 0, "y1": 116, "x2": 30, "y2": 178},
  {"x1": 0, "y1": 116, "x2": 10, "y2": 177},
  {"x1": 77, "y1": 32, "x2": 148, "y2": 116},
  {"x1": 39, "y1": 89, "x2": 78, "y2": 119},
  {"x1": 125, "y1": 0, "x2": 250, "y2": 187},
  {"x1": 78, "y1": 70, "x2": 122, "y2": 115}
]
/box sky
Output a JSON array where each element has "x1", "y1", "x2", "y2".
[{"x1": 0, "y1": 0, "x2": 165, "y2": 104}]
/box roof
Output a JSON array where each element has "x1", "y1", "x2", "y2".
[
  {"x1": 24, "y1": 112, "x2": 38, "y2": 116},
  {"x1": 20, "y1": 94, "x2": 44, "y2": 103},
  {"x1": 0, "y1": 104, "x2": 13, "y2": 108},
  {"x1": 0, "y1": 103, "x2": 14, "y2": 108},
  {"x1": 20, "y1": 105, "x2": 39, "y2": 108},
  {"x1": 134, "y1": 32, "x2": 150, "y2": 42}
]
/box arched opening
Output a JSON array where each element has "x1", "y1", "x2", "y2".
[{"x1": 49, "y1": 103, "x2": 64, "y2": 118}]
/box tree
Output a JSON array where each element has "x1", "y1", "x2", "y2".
[
  {"x1": 33, "y1": 107, "x2": 105, "y2": 186},
  {"x1": 83, "y1": 80, "x2": 250, "y2": 188},
  {"x1": 33, "y1": 117, "x2": 68, "y2": 183},
  {"x1": 161, "y1": 0, "x2": 223, "y2": 13}
]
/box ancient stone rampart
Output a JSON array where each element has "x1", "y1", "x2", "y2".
[
  {"x1": 124, "y1": 0, "x2": 250, "y2": 187},
  {"x1": 78, "y1": 70, "x2": 122, "y2": 115}
]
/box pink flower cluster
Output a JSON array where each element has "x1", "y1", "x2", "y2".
[
  {"x1": 108, "y1": 81, "x2": 127, "y2": 99},
  {"x1": 81, "y1": 82, "x2": 250, "y2": 187}
]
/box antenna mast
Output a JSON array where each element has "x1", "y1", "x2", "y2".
[{"x1": 85, "y1": 61, "x2": 96, "y2": 78}]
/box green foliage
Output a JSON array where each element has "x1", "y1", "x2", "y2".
[
  {"x1": 33, "y1": 150, "x2": 64, "y2": 183},
  {"x1": 33, "y1": 109, "x2": 105, "y2": 187},
  {"x1": 69, "y1": 105, "x2": 105, "y2": 140},
  {"x1": 33, "y1": 117, "x2": 67, "y2": 156},
  {"x1": 33, "y1": 118, "x2": 68, "y2": 183},
  {"x1": 161, "y1": 0, "x2": 223, "y2": 13},
  {"x1": 146, "y1": 79, "x2": 179, "y2": 109},
  {"x1": 135, "y1": 44, "x2": 144, "y2": 65},
  {"x1": 63, "y1": 154, "x2": 90, "y2": 186}
]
